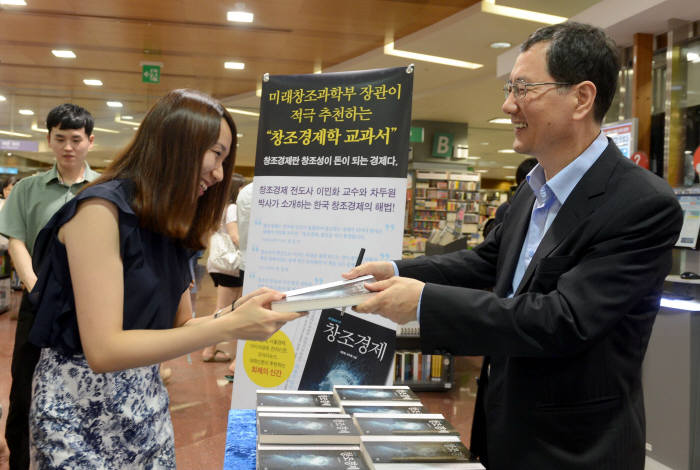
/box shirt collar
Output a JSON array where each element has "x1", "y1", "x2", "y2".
[
  {"x1": 526, "y1": 131, "x2": 607, "y2": 206},
  {"x1": 41, "y1": 162, "x2": 99, "y2": 186}
]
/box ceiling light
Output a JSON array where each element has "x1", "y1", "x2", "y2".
[
  {"x1": 505, "y1": 175, "x2": 516, "y2": 179},
  {"x1": 93, "y1": 127, "x2": 120, "y2": 134},
  {"x1": 489, "y1": 118, "x2": 511, "y2": 124},
  {"x1": 481, "y1": 0, "x2": 567, "y2": 25},
  {"x1": 106, "y1": 101, "x2": 123, "y2": 108},
  {"x1": 225, "y1": 61, "x2": 245, "y2": 70},
  {"x1": 384, "y1": 42, "x2": 482, "y2": 70},
  {"x1": 237, "y1": 133, "x2": 243, "y2": 138},
  {"x1": 52, "y1": 49, "x2": 76, "y2": 58},
  {"x1": 227, "y1": 11, "x2": 254, "y2": 23},
  {"x1": 120, "y1": 115, "x2": 133, "y2": 120},
  {"x1": 0, "y1": 0, "x2": 27, "y2": 5},
  {"x1": 18, "y1": 109, "x2": 33, "y2": 115},
  {"x1": 503, "y1": 165, "x2": 517, "y2": 169},
  {"x1": 480, "y1": 142, "x2": 489, "y2": 145},
  {"x1": 688, "y1": 52, "x2": 700, "y2": 63},
  {"x1": 0, "y1": 130, "x2": 32, "y2": 137},
  {"x1": 0, "y1": 95, "x2": 6, "y2": 102},
  {"x1": 490, "y1": 42, "x2": 512, "y2": 49},
  {"x1": 498, "y1": 149, "x2": 516, "y2": 153},
  {"x1": 83, "y1": 79, "x2": 103, "y2": 86},
  {"x1": 226, "y1": 107, "x2": 259, "y2": 117},
  {"x1": 465, "y1": 156, "x2": 481, "y2": 160},
  {"x1": 31, "y1": 123, "x2": 48, "y2": 133},
  {"x1": 476, "y1": 169, "x2": 489, "y2": 173},
  {"x1": 115, "y1": 116, "x2": 140, "y2": 127}
]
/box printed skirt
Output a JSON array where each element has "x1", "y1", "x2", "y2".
[{"x1": 30, "y1": 348, "x2": 175, "y2": 469}]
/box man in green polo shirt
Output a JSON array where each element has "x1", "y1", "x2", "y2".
[{"x1": 0, "y1": 103, "x2": 100, "y2": 469}]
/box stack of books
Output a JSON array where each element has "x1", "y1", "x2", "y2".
[{"x1": 255, "y1": 386, "x2": 484, "y2": 470}]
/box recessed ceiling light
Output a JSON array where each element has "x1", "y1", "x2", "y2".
[
  {"x1": 503, "y1": 165, "x2": 517, "y2": 169},
  {"x1": 226, "y1": 107, "x2": 259, "y2": 117},
  {"x1": 498, "y1": 149, "x2": 516, "y2": 153},
  {"x1": 115, "y1": 116, "x2": 140, "y2": 126},
  {"x1": 489, "y1": 118, "x2": 511, "y2": 124},
  {"x1": 83, "y1": 79, "x2": 103, "y2": 86},
  {"x1": 237, "y1": 133, "x2": 243, "y2": 138},
  {"x1": 227, "y1": 11, "x2": 254, "y2": 23},
  {"x1": 93, "y1": 127, "x2": 120, "y2": 134},
  {"x1": 106, "y1": 101, "x2": 123, "y2": 108},
  {"x1": 31, "y1": 123, "x2": 48, "y2": 133},
  {"x1": 490, "y1": 42, "x2": 512, "y2": 49},
  {"x1": 384, "y1": 42, "x2": 482, "y2": 70},
  {"x1": 465, "y1": 156, "x2": 481, "y2": 160},
  {"x1": 0, "y1": 95, "x2": 6, "y2": 102},
  {"x1": 0, "y1": 0, "x2": 27, "y2": 5},
  {"x1": 18, "y1": 109, "x2": 34, "y2": 115},
  {"x1": 505, "y1": 175, "x2": 516, "y2": 179},
  {"x1": 476, "y1": 169, "x2": 489, "y2": 173},
  {"x1": 121, "y1": 115, "x2": 133, "y2": 120},
  {"x1": 52, "y1": 49, "x2": 76, "y2": 58},
  {"x1": 224, "y1": 61, "x2": 245, "y2": 70},
  {"x1": 481, "y1": 0, "x2": 567, "y2": 25},
  {"x1": 0, "y1": 130, "x2": 32, "y2": 137}
]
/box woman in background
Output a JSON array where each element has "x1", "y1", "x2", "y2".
[
  {"x1": 27, "y1": 89, "x2": 303, "y2": 469},
  {"x1": 202, "y1": 174, "x2": 247, "y2": 377}
]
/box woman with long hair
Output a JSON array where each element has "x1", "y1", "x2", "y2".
[{"x1": 26, "y1": 89, "x2": 303, "y2": 468}]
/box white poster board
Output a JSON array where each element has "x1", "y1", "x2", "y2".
[{"x1": 232, "y1": 67, "x2": 414, "y2": 409}]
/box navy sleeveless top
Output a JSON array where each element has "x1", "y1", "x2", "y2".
[{"x1": 28, "y1": 179, "x2": 193, "y2": 354}]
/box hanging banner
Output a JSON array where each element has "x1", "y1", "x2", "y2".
[{"x1": 232, "y1": 66, "x2": 414, "y2": 409}]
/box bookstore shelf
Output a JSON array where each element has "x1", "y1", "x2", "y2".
[{"x1": 394, "y1": 324, "x2": 454, "y2": 392}]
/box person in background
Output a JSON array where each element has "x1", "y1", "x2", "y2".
[
  {"x1": 0, "y1": 103, "x2": 99, "y2": 469},
  {"x1": 202, "y1": 173, "x2": 247, "y2": 379},
  {"x1": 0, "y1": 176, "x2": 19, "y2": 211},
  {"x1": 493, "y1": 157, "x2": 538, "y2": 226},
  {"x1": 345, "y1": 22, "x2": 682, "y2": 469},
  {"x1": 26, "y1": 89, "x2": 303, "y2": 469}
]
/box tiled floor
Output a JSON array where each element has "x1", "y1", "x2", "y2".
[{"x1": 0, "y1": 270, "x2": 481, "y2": 469}]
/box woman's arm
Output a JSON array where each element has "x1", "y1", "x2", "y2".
[
  {"x1": 226, "y1": 220, "x2": 239, "y2": 247},
  {"x1": 63, "y1": 199, "x2": 303, "y2": 373}
]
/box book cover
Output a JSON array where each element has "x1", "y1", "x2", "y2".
[
  {"x1": 297, "y1": 309, "x2": 396, "y2": 391},
  {"x1": 257, "y1": 445, "x2": 369, "y2": 470},
  {"x1": 257, "y1": 412, "x2": 361, "y2": 445},
  {"x1": 353, "y1": 413, "x2": 459, "y2": 436},
  {"x1": 341, "y1": 403, "x2": 425, "y2": 416},
  {"x1": 334, "y1": 385, "x2": 419, "y2": 403},
  {"x1": 270, "y1": 275, "x2": 377, "y2": 313},
  {"x1": 360, "y1": 436, "x2": 484, "y2": 469},
  {"x1": 256, "y1": 390, "x2": 341, "y2": 413}
]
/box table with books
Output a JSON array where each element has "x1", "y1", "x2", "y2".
[{"x1": 223, "y1": 385, "x2": 484, "y2": 470}]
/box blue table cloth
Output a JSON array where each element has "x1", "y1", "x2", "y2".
[{"x1": 223, "y1": 409, "x2": 257, "y2": 470}]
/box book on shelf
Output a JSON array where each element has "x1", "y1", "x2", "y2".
[
  {"x1": 334, "y1": 385, "x2": 419, "y2": 403},
  {"x1": 297, "y1": 309, "x2": 396, "y2": 391},
  {"x1": 271, "y1": 275, "x2": 377, "y2": 313},
  {"x1": 360, "y1": 435, "x2": 485, "y2": 469},
  {"x1": 256, "y1": 390, "x2": 341, "y2": 413},
  {"x1": 256, "y1": 445, "x2": 369, "y2": 470},
  {"x1": 257, "y1": 412, "x2": 360, "y2": 445},
  {"x1": 396, "y1": 321, "x2": 420, "y2": 337},
  {"x1": 353, "y1": 413, "x2": 460, "y2": 436},
  {"x1": 341, "y1": 402, "x2": 425, "y2": 415}
]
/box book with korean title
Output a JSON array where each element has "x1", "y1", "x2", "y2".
[
  {"x1": 257, "y1": 412, "x2": 361, "y2": 445},
  {"x1": 270, "y1": 275, "x2": 377, "y2": 312}
]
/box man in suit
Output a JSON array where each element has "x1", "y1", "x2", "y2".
[{"x1": 345, "y1": 22, "x2": 682, "y2": 469}]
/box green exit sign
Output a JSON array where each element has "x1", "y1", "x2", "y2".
[{"x1": 142, "y1": 64, "x2": 161, "y2": 84}]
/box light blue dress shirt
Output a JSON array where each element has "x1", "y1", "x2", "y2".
[
  {"x1": 403, "y1": 131, "x2": 609, "y2": 321},
  {"x1": 509, "y1": 132, "x2": 608, "y2": 295}
]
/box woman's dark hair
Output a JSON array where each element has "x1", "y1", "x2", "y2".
[
  {"x1": 521, "y1": 22, "x2": 620, "y2": 123},
  {"x1": 87, "y1": 89, "x2": 237, "y2": 250},
  {"x1": 46, "y1": 103, "x2": 95, "y2": 136},
  {"x1": 229, "y1": 173, "x2": 248, "y2": 204},
  {"x1": 1, "y1": 176, "x2": 19, "y2": 198}
]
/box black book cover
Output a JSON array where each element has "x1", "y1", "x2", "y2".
[
  {"x1": 355, "y1": 415, "x2": 459, "y2": 436},
  {"x1": 298, "y1": 309, "x2": 396, "y2": 391},
  {"x1": 362, "y1": 439, "x2": 474, "y2": 463},
  {"x1": 257, "y1": 391, "x2": 339, "y2": 409},
  {"x1": 342, "y1": 404, "x2": 424, "y2": 415},
  {"x1": 335, "y1": 386, "x2": 419, "y2": 402},
  {"x1": 258, "y1": 413, "x2": 360, "y2": 445},
  {"x1": 258, "y1": 448, "x2": 369, "y2": 470}
]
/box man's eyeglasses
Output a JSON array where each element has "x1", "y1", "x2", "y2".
[{"x1": 503, "y1": 80, "x2": 572, "y2": 100}]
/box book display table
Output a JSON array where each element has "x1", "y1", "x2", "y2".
[{"x1": 223, "y1": 409, "x2": 257, "y2": 470}]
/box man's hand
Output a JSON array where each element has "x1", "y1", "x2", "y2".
[
  {"x1": 342, "y1": 261, "x2": 395, "y2": 282},
  {"x1": 353, "y1": 276, "x2": 424, "y2": 325},
  {"x1": 0, "y1": 435, "x2": 9, "y2": 470}
]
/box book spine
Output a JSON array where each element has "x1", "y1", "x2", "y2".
[
  {"x1": 412, "y1": 352, "x2": 419, "y2": 381},
  {"x1": 403, "y1": 353, "x2": 413, "y2": 382},
  {"x1": 422, "y1": 354, "x2": 431, "y2": 382}
]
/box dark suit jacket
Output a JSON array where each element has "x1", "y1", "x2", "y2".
[{"x1": 396, "y1": 141, "x2": 682, "y2": 470}]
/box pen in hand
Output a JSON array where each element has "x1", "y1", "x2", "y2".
[{"x1": 355, "y1": 247, "x2": 365, "y2": 267}]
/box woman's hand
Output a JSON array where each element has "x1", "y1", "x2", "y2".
[{"x1": 225, "y1": 288, "x2": 305, "y2": 341}]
